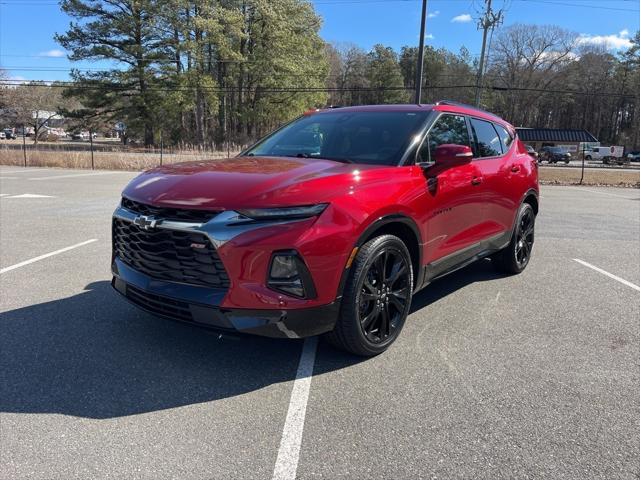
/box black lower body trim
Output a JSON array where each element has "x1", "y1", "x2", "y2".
[
  {"x1": 112, "y1": 276, "x2": 339, "y2": 339},
  {"x1": 420, "y1": 230, "x2": 512, "y2": 287}
]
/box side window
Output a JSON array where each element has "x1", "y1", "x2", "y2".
[
  {"x1": 417, "y1": 114, "x2": 471, "y2": 163},
  {"x1": 494, "y1": 124, "x2": 513, "y2": 153},
  {"x1": 470, "y1": 118, "x2": 502, "y2": 157}
]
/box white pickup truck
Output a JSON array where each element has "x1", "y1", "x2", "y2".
[{"x1": 584, "y1": 146, "x2": 629, "y2": 165}]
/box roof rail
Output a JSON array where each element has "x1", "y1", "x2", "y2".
[{"x1": 435, "y1": 99, "x2": 497, "y2": 118}]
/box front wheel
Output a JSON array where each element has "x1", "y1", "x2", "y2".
[
  {"x1": 493, "y1": 203, "x2": 535, "y2": 274},
  {"x1": 325, "y1": 235, "x2": 413, "y2": 356}
]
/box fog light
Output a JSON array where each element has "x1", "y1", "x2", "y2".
[
  {"x1": 267, "y1": 251, "x2": 317, "y2": 299},
  {"x1": 270, "y1": 255, "x2": 298, "y2": 280}
]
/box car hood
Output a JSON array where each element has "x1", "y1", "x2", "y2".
[{"x1": 122, "y1": 156, "x2": 379, "y2": 209}]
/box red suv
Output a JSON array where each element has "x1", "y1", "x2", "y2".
[{"x1": 112, "y1": 101, "x2": 538, "y2": 356}]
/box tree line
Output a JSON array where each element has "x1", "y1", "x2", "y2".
[{"x1": 1, "y1": 1, "x2": 638, "y2": 149}]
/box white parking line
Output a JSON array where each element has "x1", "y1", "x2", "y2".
[
  {"x1": 572, "y1": 188, "x2": 638, "y2": 200},
  {"x1": 0, "y1": 239, "x2": 98, "y2": 274},
  {"x1": 0, "y1": 168, "x2": 45, "y2": 174},
  {"x1": 573, "y1": 259, "x2": 640, "y2": 292},
  {"x1": 272, "y1": 336, "x2": 318, "y2": 480},
  {"x1": 29, "y1": 172, "x2": 126, "y2": 181},
  {"x1": 3, "y1": 194, "x2": 55, "y2": 199}
]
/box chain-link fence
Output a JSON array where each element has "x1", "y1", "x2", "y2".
[
  {"x1": 0, "y1": 136, "x2": 247, "y2": 171},
  {"x1": 1, "y1": 136, "x2": 638, "y2": 187}
]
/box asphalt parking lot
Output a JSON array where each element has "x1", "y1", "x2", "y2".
[{"x1": 1, "y1": 166, "x2": 639, "y2": 479}]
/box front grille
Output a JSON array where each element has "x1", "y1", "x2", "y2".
[
  {"x1": 113, "y1": 218, "x2": 230, "y2": 289},
  {"x1": 126, "y1": 284, "x2": 193, "y2": 322},
  {"x1": 121, "y1": 197, "x2": 220, "y2": 224}
]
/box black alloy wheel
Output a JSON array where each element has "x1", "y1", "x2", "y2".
[
  {"x1": 493, "y1": 202, "x2": 536, "y2": 274},
  {"x1": 358, "y1": 248, "x2": 411, "y2": 344},
  {"x1": 325, "y1": 234, "x2": 413, "y2": 356},
  {"x1": 514, "y1": 206, "x2": 535, "y2": 269}
]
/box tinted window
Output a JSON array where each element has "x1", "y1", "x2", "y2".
[
  {"x1": 494, "y1": 124, "x2": 513, "y2": 153},
  {"x1": 245, "y1": 111, "x2": 429, "y2": 166},
  {"x1": 418, "y1": 114, "x2": 471, "y2": 163},
  {"x1": 470, "y1": 118, "x2": 502, "y2": 157}
]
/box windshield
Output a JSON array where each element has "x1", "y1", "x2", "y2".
[{"x1": 244, "y1": 111, "x2": 430, "y2": 166}]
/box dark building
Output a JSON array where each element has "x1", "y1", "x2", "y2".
[{"x1": 516, "y1": 128, "x2": 599, "y2": 154}]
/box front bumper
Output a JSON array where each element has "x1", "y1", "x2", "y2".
[{"x1": 112, "y1": 259, "x2": 340, "y2": 339}]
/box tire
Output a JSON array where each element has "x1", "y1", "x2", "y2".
[
  {"x1": 585, "y1": 155, "x2": 592, "y2": 161},
  {"x1": 325, "y1": 235, "x2": 413, "y2": 356},
  {"x1": 492, "y1": 203, "x2": 535, "y2": 274},
  {"x1": 564, "y1": 160, "x2": 570, "y2": 164}
]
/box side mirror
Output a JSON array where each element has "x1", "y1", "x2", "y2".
[{"x1": 433, "y1": 144, "x2": 473, "y2": 165}]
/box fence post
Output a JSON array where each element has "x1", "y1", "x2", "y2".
[
  {"x1": 22, "y1": 125, "x2": 27, "y2": 167},
  {"x1": 160, "y1": 131, "x2": 163, "y2": 166},
  {"x1": 579, "y1": 143, "x2": 585, "y2": 185},
  {"x1": 89, "y1": 128, "x2": 95, "y2": 170}
]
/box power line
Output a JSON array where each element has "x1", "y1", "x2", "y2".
[
  {"x1": 0, "y1": 0, "x2": 637, "y2": 10},
  {"x1": 0, "y1": 80, "x2": 635, "y2": 98}
]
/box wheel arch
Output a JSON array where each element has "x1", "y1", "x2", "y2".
[
  {"x1": 522, "y1": 189, "x2": 539, "y2": 215},
  {"x1": 336, "y1": 214, "x2": 423, "y2": 299}
]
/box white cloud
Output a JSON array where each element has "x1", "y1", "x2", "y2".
[
  {"x1": 577, "y1": 32, "x2": 633, "y2": 50},
  {"x1": 425, "y1": 33, "x2": 434, "y2": 40},
  {"x1": 38, "y1": 49, "x2": 66, "y2": 58},
  {"x1": 427, "y1": 10, "x2": 439, "y2": 18},
  {"x1": 451, "y1": 14, "x2": 472, "y2": 23}
]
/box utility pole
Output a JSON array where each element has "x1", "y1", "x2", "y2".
[
  {"x1": 474, "y1": 0, "x2": 504, "y2": 107},
  {"x1": 414, "y1": 0, "x2": 429, "y2": 104}
]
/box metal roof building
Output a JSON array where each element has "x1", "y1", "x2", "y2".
[
  {"x1": 516, "y1": 128, "x2": 598, "y2": 143},
  {"x1": 515, "y1": 128, "x2": 598, "y2": 153}
]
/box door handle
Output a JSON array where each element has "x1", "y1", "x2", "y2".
[
  {"x1": 510, "y1": 165, "x2": 521, "y2": 173},
  {"x1": 471, "y1": 176, "x2": 482, "y2": 186}
]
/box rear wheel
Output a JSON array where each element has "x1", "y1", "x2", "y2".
[
  {"x1": 325, "y1": 235, "x2": 413, "y2": 356},
  {"x1": 493, "y1": 203, "x2": 535, "y2": 274}
]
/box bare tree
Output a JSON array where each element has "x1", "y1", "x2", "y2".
[
  {"x1": 489, "y1": 24, "x2": 577, "y2": 126},
  {"x1": 5, "y1": 83, "x2": 67, "y2": 145}
]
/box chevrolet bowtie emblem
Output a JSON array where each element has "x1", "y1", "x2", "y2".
[{"x1": 133, "y1": 215, "x2": 159, "y2": 230}]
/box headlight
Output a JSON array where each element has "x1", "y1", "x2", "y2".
[{"x1": 237, "y1": 203, "x2": 328, "y2": 220}]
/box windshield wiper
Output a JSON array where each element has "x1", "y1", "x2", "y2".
[
  {"x1": 321, "y1": 156, "x2": 354, "y2": 164},
  {"x1": 268, "y1": 153, "x2": 354, "y2": 164}
]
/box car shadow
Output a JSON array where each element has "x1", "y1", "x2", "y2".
[
  {"x1": 0, "y1": 281, "x2": 363, "y2": 419},
  {"x1": 409, "y1": 258, "x2": 505, "y2": 314},
  {"x1": 1, "y1": 261, "x2": 504, "y2": 419}
]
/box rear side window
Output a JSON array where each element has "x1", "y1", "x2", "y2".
[
  {"x1": 494, "y1": 124, "x2": 513, "y2": 153},
  {"x1": 470, "y1": 118, "x2": 502, "y2": 158},
  {"x1": 418, "y1": 114, "x2": 471, "y2": 163}
]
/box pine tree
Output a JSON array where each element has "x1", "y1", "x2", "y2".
[{"x1": 57, "y1": 0, "x2": 169, "y2": 146}]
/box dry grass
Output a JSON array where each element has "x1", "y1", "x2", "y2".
[
  {"x1": 0, "y1": 147, "x2": 239, "y2": 171},
  {"x1": 1, "y1": 147, "x2": 638, "y2": 188},
  {"x1": 539, "y1": 167, "x2": 639, "y2": 188}
]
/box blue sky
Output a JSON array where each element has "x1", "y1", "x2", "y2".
[{"x1": 1, "y1": 0, "x2": 638, "y2": 82}]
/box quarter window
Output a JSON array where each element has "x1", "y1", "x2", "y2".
[
  {"x1": 470, "y1": 118, "x2": 502, "y2": 158},
  {"x1": 494, "y1": 124, "x2": 513, "y2": 153},
  {"x1": 418, "y1": 114, "x2": 471, "y2": 163}
]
